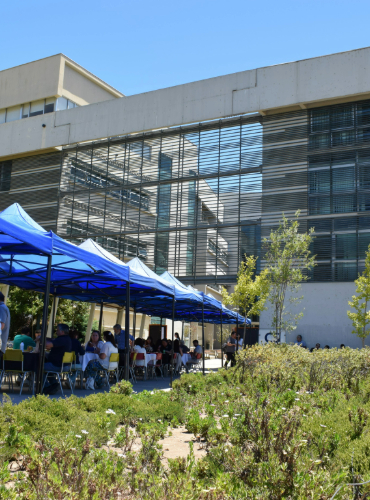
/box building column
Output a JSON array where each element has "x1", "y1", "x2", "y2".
[
  {"x1": 139, "y1": 313, "x2": 146, "y2": 337},
  {"x1": 47, "y1": 297, "x2": 59, "y2": 338},
  {"x1": 85, "y1": 303, "x2": 96, "y2": 344},
  {"x1": 116, "y1": 307, "x2": 124, "y2": 326}
]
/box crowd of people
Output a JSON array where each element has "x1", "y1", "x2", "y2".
[{"x1": 295, "y1": 335, "x2": 346, "y2": 351}]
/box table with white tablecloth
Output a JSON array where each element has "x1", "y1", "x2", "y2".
[
  {"x1": 181, "y1": 353, "x2": 191, "y2": 366},
  {"x1": 145, "y1": 353, "x2": 157, "y2": 367},
  {"x1": 80, "y1": 352, "x2": 100, "y2": 371}
]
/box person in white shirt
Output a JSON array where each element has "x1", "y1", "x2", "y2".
[
  {"x1": 85, "y1": 331, "x2": 118, "y2": 389},
  {"x1": 133, "y1": 338, "x2": 147, "y2": 366}
]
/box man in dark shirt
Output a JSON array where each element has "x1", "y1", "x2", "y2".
[
  {"x1": 159, "y1": 339, "x2": 172, "y2": 365},
  {"x1": 43, "y1": 324, "x2": 72, "y2": 394},
  {"x1": 224, "y1": 331, "x2": 237, "y2": 368}
]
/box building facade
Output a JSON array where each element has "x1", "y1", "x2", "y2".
[{"x1": 2, "y1": 49, "x2": 370, "y2": 347}]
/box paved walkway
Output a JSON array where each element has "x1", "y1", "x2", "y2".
[{"x1": 1, "y1": 358, "x2": 224, "y2": 404}]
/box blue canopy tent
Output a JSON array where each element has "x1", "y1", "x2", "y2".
[{"x1": 0, "y1": 205, "x2": 176, "y2": 387}]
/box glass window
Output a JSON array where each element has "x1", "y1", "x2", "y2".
[
  {"x1": 311, "y1": 109, "x2": 330, "y2": 132},
  {"x1": 130, "y1": 142, "x2": 151, "y2": 161},
  {"x1": 310, "y1": 235, "x2": 332, "y2": 259},
  {"x1": 359, "y1": 165, "x2": 370, "y2": 190},
  {"x1": 309, "y1": 196, "x2": 330, "y2": 215},
  {"x1": 332, "y1": 166, "x2": 355, "y2": 192},
  {"x1": 29, "y1": 100, "x2": 44, "y2": 117},
  {"x1": 0, "y1": 161, "x2": 11, "y2": 191},
  {"x1": 331, "y1": 105, "x2": 354, "y2": 130},
  {"x1": 0, "y1": 109, "x2": 5, "y2": 124},
  {"x1": 357, "y1": 103, "x2": 370, "y2": 126},
  {"x1": 67, "y1": 100, "x2": 76, "y2": 109},
  {"x1": 357, "y1": 128, "x2": 370, "y2": 143},
  {"x1": 332, "y1": 194, "x2": 356, "y2": 213},
  {"x1": 336, "y1": 233, "x2": 357, "y2": 259},
  {"x1": 309, "y1": 133, "x2": 330, "y2": 150},
  {"x1": 57, "y1": 97, "x2": 68, "y2": 111},
  {"x1": 358, "y1": 193, "x2": 370, "y2": 212},
  {"x1": 44, "y1": 98, "x2": 55, "y2": 114},
  {"x1": 21, "y1": 103, "x2": 29, "y2": 119},
  {"x1": 309, "y1": 170, "x2": 330, "y2": 194},
  {"x1": 335, "y1": 262, "x2": 358, "y2": 281},
  {"x1": 359, "y1": 232, "x2": 370, "y2": 258},
  {"x1": 309, "y1": 263, "x2": 332, "y2": 282},
  {"x1": 311, "y1": 219, "x2": 332, "y2": 232},
  {"x1": 332, "y1": 130, "x2": 355, "y2": 147},
  {"x1": 334, "y1": 217, "x2": 357, "y2": 231},
  {"x1": 6, "y1": 105, "x2": 21, "y2": 122}
]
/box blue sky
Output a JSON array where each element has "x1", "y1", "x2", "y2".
[{"x1": 1, "y1": 0, "x2": 370, "y2": 96}]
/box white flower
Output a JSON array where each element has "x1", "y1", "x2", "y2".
[
  {"x1": 75, "y1": 435, "x2": 82, "y2": 438},
  {"x1": 81, "y1": 430, "x2": 88, "y2": 435},
  {"x1": 188, "y1": 385, "x2": 192, "y2": 388},
  {"x1": 295, "y1": 398, "x2": 300, "y2": 401},
  {"x1": 222, "y1": 414, "x2": 228, "y2": 418},
  {"x1": 282, "y1": 407, "x2": 286, "y2": 410},
  {"x1": 225, "y1": 400, "x2": 229, "y2": 403},
  {"x1": 139, "y1": 418, "x2": 143, "y2": 421},
  {"x1": 106, "y1": 409, "x2": 116, "y2": 415},
  {"x1": 234, "y1": 414, "x2": 241, "y2": 416},
  {"x1": 158, "y1": 419, "x2": 162, "y2": 422},
  {"x1": 150, "y1": 391, "x2": 154, "y2": 395},
  {"x1": 118, "y1": 453, "x2": 126, "y2": 458},
  {"x1": 296, "y1": 392, "x2": 300, "y2": 394},
  {"x1": 303, "y1": 414, "x2": 307, "y2": 417},
  {"x1": 320, "y1": 424, "x2": 327, "y2": 428}
]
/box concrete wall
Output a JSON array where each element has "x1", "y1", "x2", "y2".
[
  {"x1": 3, "y1": 47, "x2": 370, "y2": 158},
  {"x1": 0, "y1": 55, "x2": 61, "y2": 109},
  {"x1": 0, "y1": 54, "x2": 123, "y2": 111},
  {"x1": 63, "y1": 64, "x2": 120, "y2": 106},
  {"x1": 259, "y1": 282, "x2": 368, "y2": 349}
]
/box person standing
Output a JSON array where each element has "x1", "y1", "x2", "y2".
[
  {"x1": 224, "y1": 330, "x2": 237, "y2": 368},
  {"x1": 0, "y1": 292, "x2": 10, "y2": 362}
]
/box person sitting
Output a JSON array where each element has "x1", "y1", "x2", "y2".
[
  {"x1": 85, "y1": 330, "x2": 104, "y2": 353},
  {"x1": 295, "y1": 335, "x2": 307, "y2": 348},
  {"x1": 43, "y1": 324, "x2": 72, "y2": 394},
  {"x1": 186, "y1": 340, "x2": 202, "y2": 369},
  {"x1": 159, "y1": 339, "x2": 172, "y2": 365},
  {"x1": 13, "y1": 326, "x2": 36, "y2": 351},
  {"x1": 340, "y1": 343, "x2": 345, "y2": 349},
  {"x1": 324, "y1": 345, "x2": 330, "y2": 349},
  {"x1": 180, "y1": 340, "x2": 190, "y2": 353},
  {"x1": 315, "y1": 343, "x2": 321, "y2": 350},
  {"x1": 133, "y1": 338, "x2": 146, "y2": 366},
  {"x1": 85, "y1": 331, "x2": 118, "y2": 389},
  {"x1": 69, "y1": 329, "x2": 85, "y2": 363},
  {"x1": 144, "y1": 336, "x2": 154, "y2": 353}
]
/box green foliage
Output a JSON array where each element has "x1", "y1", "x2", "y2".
[
  {"x1": 109, "y1": 379, "x2": 133, "y2": 395},
  {"x1": 4, "y1": 346, "x2": 370, "y2": 498},
  {"x1": 348, "y1": 244, "x2": 370, "y2": 347},
  {"x1": 263, "y1": 210, "x2": 316, "y2": 339},
  {"x1": 55, "y1": 299, "x2": 91, "y2": 336},
  {"x1": 222, "y1": 255, "x2": 270, "y2": 336}
]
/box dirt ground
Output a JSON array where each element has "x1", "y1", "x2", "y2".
[{"x1": 159, "y1": 426, "x2": 206, "y2": 462}]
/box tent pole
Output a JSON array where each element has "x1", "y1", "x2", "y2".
[
  {"x1": 236, "y1": 315, "x2": 239, "y2": 352},
  {"x1": 202, "y1": 301, "x2": 205, "y2": 376},
  {"x1": 181, "y1": 320, "x2": 184, "y2": 341},
  {"x1": 124, "y1": 284, "x2": 130, "y2": 381},
  {"x1": 220, "y1": 310, "x2": 223, "y2": 368},
  {"x1": 36, "y1": 254, "x2": 52, "y2": 395},
  {"x1": 170, "y1": 297, "x2": 175, "y2": 387},
  {"x1": 98, "y1": 301, "x2": 103, "y2": 332},
  {"x1": 133, "y1": 305, "x2": 136, "y2": 339}
]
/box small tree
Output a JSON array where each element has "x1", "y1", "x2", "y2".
[
  {"x1": 263, "y1": 211, "x2": 315, "y2": 341},
  {"x1": 348, "y1": 245, "x2": 370, "y2": 348},
  {"x1": 222, "y1": 255, "x2": 270, "y2": 341}
]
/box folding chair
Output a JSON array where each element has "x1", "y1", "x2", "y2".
[
  {"x1": 0, "y1": 349, "x2": 35, "y2": 395},
  {"x1": 154, "y1": 352, "x2": 164, "y2": 378},
  {"x1": 132, "y1": 353, "x2": 147, "y2": 380},
  {"x1": 71, "y1": 352, "x2": 84, "y2": 389},
  {"x1": 99, "y1": 353, "x2": 120, "y2": 388},
  {"x1": 42, "y1": 351, "x2": 74, "y2": 397},
  {"x1": 186, "y1": 353, "x2": 202, "y2": 372},
  {"x1": 129, "y1": 352, "x2": 137, "y2": 383}
]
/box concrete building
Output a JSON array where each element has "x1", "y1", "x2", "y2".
[{"x1": 3, "y1": 49, "x2": 370, "y2": 347}]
